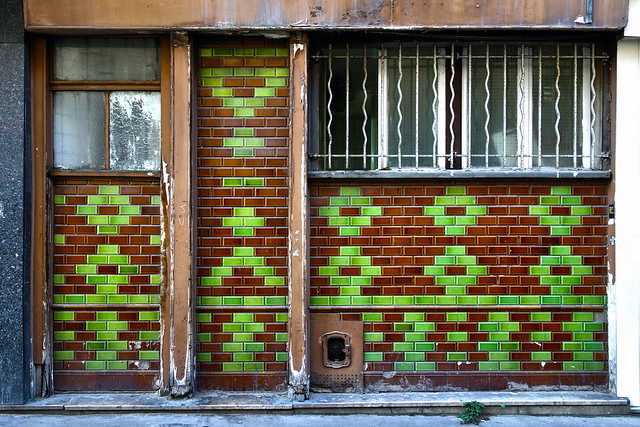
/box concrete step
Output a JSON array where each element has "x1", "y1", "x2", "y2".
[{"x1": 0, "y1": 391, "x2": 630, "y2": 416}]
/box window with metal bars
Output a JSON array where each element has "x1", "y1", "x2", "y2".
[{"x1": 309, "y1": 40, "x2": 609, "y2": 173}]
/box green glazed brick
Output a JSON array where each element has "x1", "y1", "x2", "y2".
[
  {"x1": 53, "y1": 295, "x2": 63, "y2": 304},
  {"x1": 362, "y1": 207, "x2": 382, "y2": 216},
  {"x1": 447, "y1": 332, "x2": 468, "y2": 341},
  {"x1": 478, "y1": 342, "x2": 499, "y2": 351},
  {"x1": 276, "y1": 353, "x2": 288, "y2": 362},
  {"x1": 394, "y1": 362, "x2": 415, "y2": 371},
  {"x1": 436, "y1": 296, "x2": 457, "y2": 305},
  {"x1": 266, "y1": 296, "x2": 286, "y2": 306},
  {"x1": 96, "y1": 331, "x2": 117, "y2": 341},
  {"x1": 424, "y1": 266, "x2": 445, "y2": 275},
  {"x1": 196, "y1": 313, "x2": 211, "y2": 323},
  {"x1": 243, "y1": 256, "x2": 264, "y2": 266},
  {"x1": 404, "y1": 313, "x2": 425, "y2": 322},
  {"x1": 64, "y1": 295, "x2": 84, "y2": 304},
  {"x1": 530, "y1": 266, "x2": 550, "y2": 275},
  {"x1": 202, "y1": 78, "x2": 223, "y2": 87},
  {"x1": 54, "y1": 195, "x2": 66, "y2": 205},
  {"x1": 98, "y1": 185, "x2": 119, "y2": 195},
  {"x1": 467, "y1": 266, "x2": 487, "y2": 275},
  {"x1": 561, "y1": 196, "x2": 581, "y2": 205},
  {"x1": 222, "y1": 136, "x2": 244, "y2": 146},
  {"x1": 139, "y1": 311, "x2": 159, "y2": 321},
  {"x1": 196, "y1": 353, "x2": 211, "y2": 363},
  {"x1": 572, "y1": 266, "x2": 592, "y2": 275},
  {"x1": 318, "y1": 266, "x2": 340, "y2": 276},
  {"x1": 211, "y1": 266, "x2": 231, "y2": 276},
  {"x1": 223, "y1": 178, "x2": 243, "y2": 187},
  {"x1": 573, "y1": 332, "x2": 594, "y2": 341},
  {"x1": 53, "y1": 312, "x2": 73, "y2": 322},
  {"x1": 541, "y1": 296, "x2": 562, "y2": 304},
  {"x1": 531, "y1": 332, "x2": 552, "y2": 341},
  {"x1": 53, "y1": 351, "x2": 74, "y2": 360},
  {"x1": 478, "y1": 323, "x2": 498, "y2": 332},
  {"x1": 394, "y1": 342, "x2": 414, "y2": 351},
  {"x1": 445, "y1": 186, "x2": 466, "y2": 196},
  {"x1": 457, "y1": 296, "x2": 478, "y2": 305},
  {"x1": 540, "y1": 196, "x2": 560, "y2": 205},
  {"x1": 562, "y1": 322, "x2": 583, "y2": 332},
  {"x1": 265, "y1": 77, "x2": 287, "y2": 87},
  {"x1": 571, "y1": 206, "x2": 591, "y2": 216},
  {"x1": 415, "y1": 296, "x2": 436, "y2": 304},
  {"x1": 445, "y1": 226, "x2": 465, "y2": 236},
  {"x1": 244, "y1": 362, "x2": 265, "y2": 372},
  {"x1": 520, "y1": 296, "x2": 541, "y2": 304},
  {"x1": 551, "y1": 286, "x2": 571, "y2": 295},
  {"x1": 563, "y1": 362, "x2": 584, "y2": 371},
  {"x1": 276, "y1": 68, "x2": 289, "y2": 77},
  {"x1": 394, "y1": 296, "x2": 415, "y2": 305},
  {"x1": 436, "y1": 276, "x2": 454, "y2": 285},
  {"x1": 435, "y1": 216, "x2": 455, "y2": 226},
  {"x1": 434, "y1": 196, "x2": 455, "y2": 206},
  {"x1": 255, "y1": 68, "x2": 276, "y2": 77},
  {"x1": 234, "y1": 108, "x2": 255, "y2": 118},
  {"x1": 405, "y1": 332, "x2": 426, "y2": 342},
  {"x1": 351, "y1": 217, "x2": 371, "y2": 226},
  {"x1": 233, "y1": 148, "x2": 254, "y2": 157},
  {"x1": 364, "y1": 352, "x2": 383, "y2": 362},
  {"x1": 245, "y1": 343, "x2": 265, "y2": 352},
  {"x1": 531, "y1": 351, "x2": 552, "y2": 361},
  {"x1": 467, "y1": 206, "x2": 487, "y2": 216},
  {"x1": 489, "y1": 312, "x2": 509, "y2": 321},
  {"x1": 86, "y1": 295, "x2": 107, "y2": 304},
  {"x1": 455, "y1": 196, "x2": 475, "y2": 205},
  {"x1": 119, "y1": 265, "x2": 139, "y2": 275},
  {"x1": 362, "y1": 313, "x2": 383, "y2": 322},
  {"x1": 211, "y1": 47, "x2": 233, "y2": 56},
  {"x1": 254, "y1": 267, "x2": 275, "y2": 276},
  {"x1": 222, "y1": 362, "x2": 243, "y2": 372},
  {"x1": 584, "y1": 342, "x2": 604, "y2": 351},
  {"x1": 540, "y1": 216, "x2": 560, "y2": 225},
  {"x1": 424, "y1": 206, "x2": 445, "y2": 216},
  {"x1": 329, "y1": 197, "x2": 349, "y2": 206},
  {"x1": 87, "y1": 274, "x2": 107, "y2": 284},
  {"x1": 255, "y1": 88, "x2": 276, "y2": 97},
  {"x1": 234, "y1": 48, "x2": 255, "y2": 56},
  {"x1": 351, "y1": 256, "x2": 371, "y2": 266},
  {"x1": 223, "y1": 218, "x2": 243, "y2": 227},
  {"x1": 244, "y1": 137, "x2": 265, "y2": 146},
  {"x1": 96, "y1": 351, "x2": 117, "y2": 361},
  {"x1": 85, "y1": 360, "x2": 108, "y2": 370},
  {"x1": 275, "y1": 332, "x2": 288, "y2": 342},
  {"x1": 394, "y1": 322, "x2": 413, "y2": 332},
  {"x1": 106, "y1": 341, "x2": 128, "y2": 351},
  {"x1": 211, "y1": 68, "x2": 233, "y2": 77},
  {"x1": 310, "y1": 296, "x2": 330, "y2": 305},
  {"x1": 53, "y1": 234, "x2": 66, "y2": 245},
  {"x1": 584, "y1": 322, "x2": 604, "y2": 331},
  {"x1": 529, "y1": 206, "x2": 549, "y2": 215},
  {"x1": 234, "y1": 128, "x2": 254, "y2": 137},
  {"x1": 551, "y1": 245, "x2": 572, "y2": 255},
  {"x1": 340, "y1": 286, "x2": 360, "y2": 296},
  {"x1": 561, "y1": 216, "x2": 581, "y2": 225},
  {"x1": 550, "y1": 226, "x2": 571, "y2": 236},
  {"x1": 233, "y1": 227, "x2": 254, "y2": 237},
  {"x1": 339, "y1": 227, "x2": 360, "y2": 236},
  {"x1": 352, "y1": 277, "x2": 371, "y2": 286},
  {"x1": 584, "y1": 361, "x2": 605, "y2": 371},
  {"x1": 563, "y1": 342, "x2": 583, "y2": 351},
  {"x1": 415, "y1": 322, "x2": 436, "y2": 332},
  {"x1": 479, "y1": 362, "x2": 500, "y2": 371},
  {"x1": 108, "y1": 196, "x2": 129, "y2": 205},
  {"x1": 413, "y1": 343, "x2": 434, "y2": 352},
  {"x1": 54, "y1": 331, "x2": 75, "y2": 341},
  {"x1": 108, "y1": 275, "x2": 128, "y2": 285},
  {"x1": 350, "y1": 197, "x2": 371, "y2": 206},
  {"x1": 245, "y1": 178, "x2": 265, "y2": 187},
  {"x1": 329, "y1": 256, "x2": 349, "y2": 266},
  {"x1": 139, "y1": 350, "x2": 160, "y2": 360},
  {"x1": 107, "y1": 321, "x2": 128, "y2": 331},
  {"x1": 222, "y1": 342, "x2": 243, "y2": 352},
  {"x1": 330, "y1": 296, "x2": 351, "y2": 305},
  {"x1": 329, "y1": 217, "x2": 349, "y2": 226},
  {"x1": 97, "y1": 225, "x2": 118, "y2": 234},
  {"x1": 234, "y1": 247, "x2": 254, "y2": 257},
  {"x1": 488, "y1": 352, "x2": 510, "y2": 361},
  {"x1": 198, "y1": 332, "x2": 212, "y2": 342},
  {"x1": 233, "y1": 353, "x2": 254, "y2": 362},
  {"x1": 478, "y1": 296, "x2": 498, "y2": 304},
  {"x1": 573, "y1": 312, "x2": 594, "y2": 322},
  {"x1": 500, "y1": 342, "x2": 519, "y2": 351},
  {"x1": 457, "y1": 256, "x2": 476, "y2": 265},
  {"x1": 212, "y1": 88, "x2": 233, "y2": 97},
  {"x1": 232, "y1": 333, "x2": 253, "y2": 342},
  {"x1": 435, "y1": 256, "x2": 455, "y2": 265},
  {"x1": 445, "y1": 246, "x2": 465, "y2": 255},
  {"x1": 551, "y1": 186, "x2": 572, "y2": 195},
  {"x1": 500, "y1": 362, "x2": 521, "y2": 371},
  {"x1": 77, "y1": 206, "x2": 98, "y2": 215},
  {"x1": 243, "y1": 296, "x2": 265, "y2": 305},
  {"x1": 265, "y1": 277, "x2": 285, "y2": 286},
  {"x1": 222, "y1": 296, "x2": 243, "y2": 305},
  {"x1": 447, "y1": 352, "x2": 467, "y2": 361},
  {"x1": 489, "y1": 332, "x2": 510, "y2": 341},
  {"x1": 87, "y1": 195, "x2": 108, "y2": 205},
  {"x1": 447, "y1": 312, "x2": 467, "y2": 322},
  {"x1": 150, "y1": 195, "x2": 161, "y2": 205},
  {"x1": 107, "y1": 255, "x2": 128, "y2": 264},
  {"x1": 340, "y1": 187, "x2": 361, "y2": 196},
  {"x1": 540, "y1": 276, "x2": 561, "y2": 285},
  {"x1": 364, "y1": 332, "x2": 384, "y2": 342},
  {"x1": 582, "y1": 296, "x2": 604, "y2": 305},
  {"x1": 416, "y1": 362, "x2": 437, "y2": 371},
  {"x1": 233, "y1": 68, "x2": 255, "y2": 77},
  {"x1": 275, "y1": 47, "x2": 289, "y2": 57},
  {"x1": 96, "y1": 312, "x2": 117, "y2": 321},
  {"x1": 88, "y1": 215, "x2": 109, "y2": 225},
  {"x1": 86, "y1": 321, "x2": 107, "y2": 331},
  {"x1": 561, "y1": 276, "x2": 581, "y2": 285},
  {"x1": 150, "y1": 276, "x2": 161, "y2": 285},
  {"x1": 455, "y1": 216, "x2": 475, "y2": 225}
]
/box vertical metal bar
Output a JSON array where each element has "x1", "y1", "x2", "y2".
[
  {"x1": 555, "y1": 44, "x2": 561, "y2": 169},
  {"x1": 105, "y1": 91, "x2": 110, "y2": 169},
  {"x1": 397, "y1": 43, "x2": 403, "y2": 168},
  {"x1": 345, "y1": 43, "x2": 350, "y2": 169},
  {"x1": 590, "y1": 44, "x2": 597, "y2": 169},
  {"x1": 432, "y1": 44, "x2": 438, "y2": 168},
  {"x1": 379, "y1": 45, "x2": 388, "y2": 169},
  {"x1": 362, "y1": 45, "x2": 368, "y2": 169},
  {"x1": 327, "y1": 44, "x2": 334, "y2": 169},
  {"x1": 503, "y1": 44, "x2": 507, "y2": 167},
  {"x1": 585, "y1": 0, "x2": 594, "y2": 24},
  {"x1": 573, "y1": 44, "x2": 578, "y2": 169},
  {"x1": 538, "y1": 46, "x2": 542, "y2": 167},
  {"x1": 518, "y1": 45, "x2": 526, "y2": 168},
  {"x1": 467, "y1": 44, "x2": 472, "y2": 168},
  {"x1": 484, "y1": 44, "x2": 490, "y2": 168},
  {"x1": 449, "y1": 43, "x2": 455, "y2": 168},
  {"x1": 415, "y1": 44, "x2": 420, "y2": 167}
]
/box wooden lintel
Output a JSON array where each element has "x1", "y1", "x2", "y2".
[
  {"x1": 160, "y1": 33, "x2": 195, "y2": 397},
  {"x1": 287, "y1": 33, "x2": 310, "y2": 401},
  {"x1": 23, "y1": 0, "x2": 628, "y2": 31}
]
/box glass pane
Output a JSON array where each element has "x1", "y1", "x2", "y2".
[
  {"x1": 53, "y1": 38, "x2": 160, "y2": 81},
  {"x1": 53, "y1": 91, "x2": 106, "y2": 169},
  {"x1": 469, "y1": 45, "x2": 519, "y2": 168},
  {"x1": 386, "y1": 44, "x2": 437, "y2": 168},
  {"x1": 109, "y1": 91, "x2": 161, "y2": 171}
]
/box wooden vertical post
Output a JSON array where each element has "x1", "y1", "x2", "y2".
[
  {"x1": 287, "y1": 33, "x2": 310, "y2": 401},
  {"x1": 160, "y1": 32, "x2": 195, "y2": 397}
]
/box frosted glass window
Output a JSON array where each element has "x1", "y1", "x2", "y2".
[
  {"x1": 53, "y1": 91, "x2": 105, "y2": 169},
  {"x1": 109, "y1": 92, "x2": 161, "y2": 171},
  {"x1": 53, "y1": 38, "x2": 160, "y2": 81}
]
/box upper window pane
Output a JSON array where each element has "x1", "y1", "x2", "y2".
[{"x1": 53, "y1": 38, "x2": 160, "y2": 81}]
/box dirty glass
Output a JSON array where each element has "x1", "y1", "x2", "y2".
[
  {"x1": 109, "y1": 91, "x2": 161, "y2": 171},
  {"x1": 53, "y1": 38, "x2": 160, "y2": 81},
  {"x1": 53, "y1": 91, "x2": 106, "y2": 169}
]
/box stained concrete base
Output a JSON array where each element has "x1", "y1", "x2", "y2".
[{"x1": 0, "y1": 391, "x2": 630, "y2": 416}]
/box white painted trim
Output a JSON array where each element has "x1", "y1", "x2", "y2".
[{"x1": 614, "y1": 38, "x2": 640, "y2": 407}]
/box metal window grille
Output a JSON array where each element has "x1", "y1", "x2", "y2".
[{"x1": 309, "y1": 41, "x2": 609, "y2": 172}]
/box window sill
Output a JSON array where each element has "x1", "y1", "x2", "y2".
[
  {"x1": 308, "y1": 169, "x2": 611, "y2": 180},
  {"x1": 49, "y1": 169, "x2": 160, "y2": 178}
]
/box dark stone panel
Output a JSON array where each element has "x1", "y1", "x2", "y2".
[{"x1": 0, "y1": 0, "x2": 27, "y2": 405}]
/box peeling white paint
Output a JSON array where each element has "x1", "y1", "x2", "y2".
[{"x1": 382, "y1": 371, "x2": 395, "y2": 379}]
